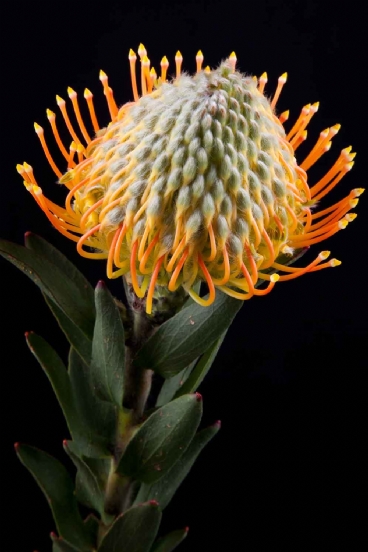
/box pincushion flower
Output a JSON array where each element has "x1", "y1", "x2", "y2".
[{"x1": 17, "y1": 45, "x2": 362, "y2": 314}]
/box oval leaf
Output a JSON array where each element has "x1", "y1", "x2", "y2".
[
  {"x1": 117, "y1": 394, "x2": 203, "y2": 484},
  {"x1": 150, "y1": 528, "x2": 188, "y2": 552},
  {"x1": 135, "y1": 422, "x2": 220, "y2": 509},
  {"x1": 0, "y1": 237, "x2": 94, "y2": 338},
  {"x1": 63, "y1": 441, "x2": 105, "y2": 518},
  {"x1": 16, "y1": 444, "x2": 91, "y2": 551},
  {"x1": 174, "y1": 331, "x2": 227, "y2": 398},
  {"x1": 134, "y1": 291, "x2": 241, "y2": 377},
  {"x1": 26, "y1": 332, "x2": 77, "y2": 438},
  {"x1": 98, "y1": 502, "x2": 162, "y2": 552},
  {"x1": 68, "y1": 348, "x2": 117, "y2": 458},
  {"x1": 91, "y1": 282, "x2": 125, "y2": 406}
]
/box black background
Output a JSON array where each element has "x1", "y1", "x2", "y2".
[{"x1": 1, "y1": 0, "x2": 367, "y2": 550}]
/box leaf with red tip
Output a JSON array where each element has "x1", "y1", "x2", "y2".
[
  {"x1": 0, "y1": 236, "x2": 95, "y2": 338},
  {"x1": 116, "y1": 394, "x2": 202, "y2": 484},
  {"x1": 150, "y1": 528, "x2": 188, "y2": 552},
  {"x1": 134, "y1": 291, "x2": 241, "y2": 378},
  {"x1": 98, "y1": 502, "x2": 162, "y2": 552},
  {"x1": 135, "y1": 422, "x2": 220, "y2": 509},
  {"x1": 90, "y1": 282, "x2": 125, "y2": 406},
  {"x1": 16, "y1": 444, "x2": 92, "y2": 551}
]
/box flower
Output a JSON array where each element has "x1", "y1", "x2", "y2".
[{"x1": 17, "y1": 46, "x2": 362, "y2": 314}]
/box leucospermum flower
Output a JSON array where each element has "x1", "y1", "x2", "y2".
[{"x1": 18, "y1": 46, "x2": 362, "y2": 314}]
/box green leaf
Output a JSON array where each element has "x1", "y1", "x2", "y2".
[
  {"x1": 156, "y1": 361, "x2": 196, "y2": 407},
  {"x1": 68, "y1": 348, "x2": 117, "y2": 458},
  {"x1": 134, "y1": 291, "x2": 241, "y2": 377},
  {"x1": 98, "y1": 502, "x2": 162, "y2": 552},
  {"x1": 16, "y1": 444, "x2": 91, "y2": 551},
  {"x1": 174, "y1": 331, "x2": 227, "y2": 398},
  {"x1": 91, "y1": 282, "x2": 125, "y2": 406},
  {"x1": 84, "y1": 514, "x2": 100, "y2": 546},
  {"x1": 44, "y1": 295, "x2": 92, "y2": 366},
  {"x1": 0, "y1": 237, "x2": 95, "y2": 338},
  {"x1": 135, "y1": 422, "x2": 220, "y2": 509},
  {"x1": 63, "y1": 441, "x2": 105, "y2": 517},
  {"x1": 52, "y1": 538, "x2": 83, "y2": 552},
  {"x1": 25, "y1": 332, "x2": 77, "y2": 438},
  {"x1": 117, "y1": 394, "x2": 203, "y2": 484},
  {"x1": 150, "y1": 528, "x2": 188, "y2": 552}
]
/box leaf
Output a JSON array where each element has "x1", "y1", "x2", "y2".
[
  {"x1": 44, "y1": 295, "x2": 92, "y2": 366},
  {"x1": 150, "y1": 528, "x2": 188, "y2": 552},
  {"x1": 91, "y1": 282, "x2": 125, "y2": 406},
  {"x1": 52, "y1": 538, "x2": 83, "y2": 552},
  {"x1": 63, "y1": 441, "x2": 105, "y2": 517},
  {"x1": 174, "y1": 331, "x2": 227, "y2": 398},
  {"x1": 134, "y1": 291, "x2": 241, "y2": 377},
  {"x1": 156, "y1": 361, "x2": 196, "y2": 407},
  {"x1": 16, "y1": 444, "x2": 91, "y2": 551},
  {"x1": 25, "y1": 332, "x2": 77, "y2": 438},
  {"x1": 117, "y1": 394, "x2": 203, "y2": 484},
  {"x1": 0, "y1": 237, "x2": 94, "y2": 338},
  {"x1": 68, "y1": 348, "x2": 117, "y2": 458},
  {"x1": 98, "y1": 502, "x2": 162, "y2": 552},
  {"x1": 84, "y1": 514, "x2": 100, "y2": 546},
  {"x1": 135, "y1": 422, "x2": 220, "y2": 510}
]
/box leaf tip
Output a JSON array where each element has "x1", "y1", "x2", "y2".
[
  {"x1": 185, "y1": 526, "x2": 190, "y2": 533},
  {"x1": 214, "y1": 420, "x2": 222, "y2": 428},
  {"x1": 62, "y1": 439, "x2": 68, "y2": 447},
  {"x1": 50, "y1": 531, "x2": 58, "y2": 541},
  {"x1": 96, "y1": 280, "x2": 106, "y2": 289},
  {"x1": 195, "y1": 392, "x2": 202, "y2": 402},
  {"x1": 24, "y1": 231, "x2": 33, "y2": 239},
  {"x1": 14, "y1": 442, "x2": 20, "y2": 451},
  {"x1": 149, "y1": 499, "x2": 159, "y2": 506}
]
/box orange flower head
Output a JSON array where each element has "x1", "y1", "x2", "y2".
[{"x1": 18, "y1": 46, "x2": 362, "y2": 314}]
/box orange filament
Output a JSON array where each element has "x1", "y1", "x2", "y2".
[
  {"x1": 271, "y1": 73, "x2": 287, "y2": 109},
  {"x1": 175, "y1": 50, "x2": 183, "y2": 78},
  {"x1": 84, "y1": 89, "x2": 100, "y2": 132},
  {"x1": 160, "y1": 56, "x2": 169, "y2": 83},
  {"x1": 46, "y1": 110, "x2": 70, "y2": 161},
  {"x1": 67, "y1": 88, "x2": 91, "y2": 144},
  {"x1": 168, "y1": 247, "x2": 189, "y2": 291},
  {"x1": 287, "y1": 104, "x2": 311, "y2": 140},
  {"x1": 99, "y1": 71, "x2": 118, "y2": 120},
  {"x1": 270, "y1": 252, "x2": 329, "y2": 281},
  {"x1": 34, "y1": 124, "x2": 62, "y2": 178},
  {"x1": 285, "y1": 204, "x2": 299, "y2": 233},
  {"x1": 260, "y1": 230, "x2": 275, "y2": 269},
  {"x1": 308, "y1": 199, "x2": 355, "y2": 231},
  {"x1": 130, "y1": 240, "x2": 146, "y2": 298},
  {"x1": 138, "y1": 224, "x2": 151, "y2": 261},
  {"x1": 212, "y1": 247, "x2": 230, "y2": 285},
  {"x1": 311, "y1": 191, "x2": 359, "y2": 220},
  {"x1": 80, "y1": 198, "x2": 104, "y2": 231},
  {"x1": 244, "y1": 243, "x2": 258, "y2": 285},
  {"x1": 312, "y1": 164, "x2": 353, "y2": 203},
  {"x1": 290, "y1": 221, "x2": 348, "y2": 248},
  {"x1": 196, "y1": 50, "x2": 204, "y2": 73},
  {"x1": 113, "y1": 223, "x2": 128, "y2": 268},
  {"x1": 67, "y1": 142, "x2": 77, "y2": 169},
  {"x1": 139, "y1": 232, "x2": 160, "y2": 274},
  {"x1": 34, "y1": 189, "x2": 82, "y2": 243},
  {"x1": 146, "y1": 255, "x2": 165, "y2": 314},
  {"x1": 279, "y1": 110, "x2": 289, "y2": 124},
  {"x1": 56, "y1": 96, "x2": 82, "y2": 145},
  {"x1": 205, "y1": 223, "x2": 217, "y2": 262},
  {"x1": 107, "y1": 226, "x2": 126, "y2": 278},
  {"x1": 273, "y1": 214, "x2": 284, "y2": 234},
  {"x1": 253, "y1": 274, "x2": 279, "y2": 295},
  {"x1": 167, "y1": 235, "x2": 187, "y2": 272},
  {"x1": 77, "y1": 224, "x2": 107, "y2": 258},
  {"x1": 141, "y1": 55, "x2": 151, "y2": 95},
  {"x1": 258, "y1": 72, "x2": 267, "y2": 94},
  {"x1": 188, "y1": 254, "x2": 216, "y2": 307},
  {"x1": 128, "y1": 49, "x2": 139, "y2": 102}
]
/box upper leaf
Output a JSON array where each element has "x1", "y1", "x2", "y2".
[
  {"x1": 98, "y1": 502, "x2": 162, "y2": 552},
  {"x1": 174, "y1": 331, "x2": 227, "y2": 398},
  {"x1": 116, "y1": 394, "x2": 203, "y2": 484},
  {"x1": 135, "y1": 422, "x2": 220, "y2": 509},
  {"x1": 0, "y1": 237, "x2": 95, "y2": 338},
  {"x1": 134, "y1": 291, "x2": 241, "y2": 377},
  {"x1": 91, "y1": 282, "x2": 125, "y2": 406},
  {"x1": 150, "y1": 528, "x2": 188, "y2": 552},
  {"x1": 16, "y1": 444, "x2": 92, "y2": 551}
]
